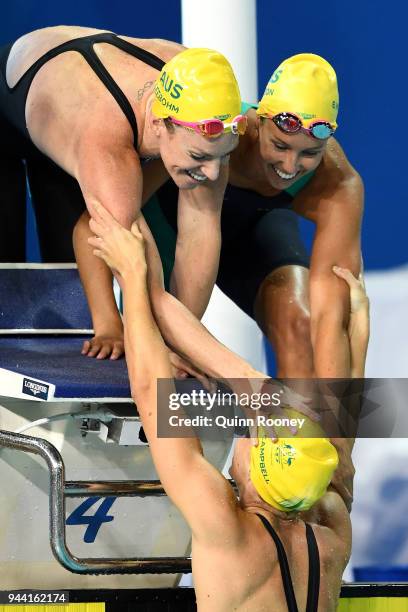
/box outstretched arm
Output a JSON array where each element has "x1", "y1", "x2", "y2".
[
  {"x1": 88, "y1": 203, "x2": 263, "y2": 380},
  {"x1": 327, "y1": 265, "x2": 370, "y2": 510},
  {"x1": 89, "y1": 207, "x2": 239, "y2": 541},
  {"x1": 332, "y1": 265, "x2": 369, "y2": 378},
  {"x1": 293, "y1": 139, "x2": 364, "y2": 377}
]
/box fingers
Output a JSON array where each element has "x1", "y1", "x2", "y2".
[
  {"x1": 359, "y1": 254, "x2": 365, "y2": 275},
  {"x1": 88, "y1": 243, "x2": 116, "y2": 273},
  {"x1": 332, "y1": 265, "x2": 360, "y2": 288},
  {"x1": 359, "y1": 256, "x2": 366, "y2": 291},
  {"x1": 333, "y1": 265, "x2": 369, "y2": 312},
  {"x1": 280, "y1": 386, "x2": 317, "y2": 420},
  {"x1": 266, "y1": 424, "x2": 278, "y2": 443},
  {"x1": 170, "y1": 353, "x2": 211, "y2": 390},
  {"x1": 131, "y1": 220, "x2": 144, "y2": 240},
  {"x1": 89, "y1": 218, "x2": 144, "y2": 257},
  {"x1": 89, "y1": 216, "x2": 106, "y2": 238},
  {"x1": 91, "y1": 248, "x2": 109, "y2": 266},
  {"x1": 91, "y1": 201, "x2": 119, "y2": 228},
  {"x1": 294, "y1": 405, "x2": 321, "y2": 422},
  {"x1": 88, "y1": 235, "x2": 102, "y2": 249}
]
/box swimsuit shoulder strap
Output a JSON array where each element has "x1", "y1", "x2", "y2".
[
  {"x1": 305, "y1": 523, "x2": 320, "y2": 612},
  {"x1": 82, "y1": 34, "x2": 165, "y2": 147},
  {"x1": 103, "y1": 34, "x2": 165, "y2": 70},
  {"x1": 11, "y1": 32, "x2": 165, "y2": 149},
  {"x1": 256, "y1": 513, "x2": 299, "y2": 612},
  {"x1": 256, "y1": 514, "x2": 321, "y2": 612},
  {"x1": 73, "y1": 34, "x2": 139, "y2": 147}
]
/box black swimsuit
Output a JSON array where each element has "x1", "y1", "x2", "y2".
[
  {"x1": 0, "y1": 32, "x2": 164, "y2": 261},
  {"x1": 256, "y1": 513, "x2": 320, "y2": 612},
  {"x1": 156, "y1": 179, "x2": 310, "y2": 316},
  {"x1": 0, "y1": 32, "x2": 164, "y2": 146}
]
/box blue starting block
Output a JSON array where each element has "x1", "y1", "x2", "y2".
[{"x1": 0, "y1": 264, "x2": 130, "y2": 401}]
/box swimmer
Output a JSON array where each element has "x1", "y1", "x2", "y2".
[
  {"x1": 156, "y1": 53, "x2": 364, "y2": 379},
  {"x1": 88, "y1": 202, "x2": 369, "y2": 612},
  {"x1": 0, "y1": 25, "x2": 255, "y2": 379}
]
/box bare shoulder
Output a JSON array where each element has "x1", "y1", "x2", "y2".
[
  {"x1": 320, "y1": 138, "x2": 361, "y2": 182},
  {"x1": 294, "y1": 138, "x2": 364, "y2": 222},
  {"x1": 185, "y1": 455, "x2": 245, "y2": 545},
  {"x1": 310, "y1": 138, "x2": 362, "y2": 192},
  {"x1": 122, "y1": 37, "x2": 186, "y2": 63},
  {"x1": 7, "y1": 26, "x2": 105, "y2": 87},
  {"x1": 302, "y1": 488, "x2": 352, "y2": 562}
]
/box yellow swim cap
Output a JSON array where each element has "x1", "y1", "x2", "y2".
[
  {"x1": 257, "y1": 53, "x2": 339, "y2": 129},
  {"x1": 250, "y1": 409, "x2": 338, "y2": 512},
  {"x1": 152, "y1": 48, "x2": 241, "y2": 124}
]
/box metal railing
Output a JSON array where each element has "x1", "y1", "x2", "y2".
[{"x1": 0, "y1": 429, "x2": 192, "y2": 574}]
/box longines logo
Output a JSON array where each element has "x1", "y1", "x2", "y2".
[{"x1": 22, "y1": 378, "x2": 49, "y2": 400}]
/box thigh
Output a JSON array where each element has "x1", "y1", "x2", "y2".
[
  {"x1": 217, "y1": 207, "x2": 310, "y2": 318},
  {"x1": 26, "y1": 153, "x2": 86, "y2": 262}
]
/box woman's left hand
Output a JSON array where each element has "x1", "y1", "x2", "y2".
[
  {"x1": 88, "y1": 202, "x2": 147, "y2": 287},
  {"x1": 167, "y1": 349, "x2": 212, "y2": 390}
]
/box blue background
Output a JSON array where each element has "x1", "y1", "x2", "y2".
[
  {"x1": 2, "y1": 0, "x2": 407, "y2": 269},
  {"x1": 256, "y1": 2, "x2": 408, "y2": 270}
]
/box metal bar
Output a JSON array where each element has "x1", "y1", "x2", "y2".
[
  {"x1": 65, "y1": 480, "x2": 167, "y2": 497},
  {"x1": 0, "y1": 430, "x2": 191, "y2": 574},
  {"x1": 65, "y1": 479, "x2": 238, "y2": 497}
]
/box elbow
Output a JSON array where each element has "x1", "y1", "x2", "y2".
[
  {"x1": 112, "y1": 208, "x2": 136, "y2": 230},
  {"x1": 352, "y1": 169, "x2": 364, "y2": 194},
  {"x1": 85, "y1": 196, "x2": 136, "y2": 230},
  {"x1": 347, "y1": 170, "x2": 365, "y2": 211}
]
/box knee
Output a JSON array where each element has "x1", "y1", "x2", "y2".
[
  {"x1": 289, "y1": 309, "x2": 311, "y2": 344},
  {"x1": 267, "y1": 305, "x2": 311, "y2": 346}
]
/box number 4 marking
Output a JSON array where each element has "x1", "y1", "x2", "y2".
[{"x1": 66, "y1": 497, "x2": 116, "y2": 543}]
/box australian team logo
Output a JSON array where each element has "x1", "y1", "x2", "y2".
[
  {"x1": 154, "y1": 71, "x2": 184, "y2": 114},
  {"x1": 159, "y1": 71, "x2": 184, "y2": 99},
  {"x1": 274, "y1": 443, "x2": 297, "y2": 469}
]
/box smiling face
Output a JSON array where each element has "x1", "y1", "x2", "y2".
[
  {"x1": 258, "y1": 118, "x2": 327, "y2": 190},
  {"x1": 157, "y1": 121, "x2": 238, "y2": 189}
]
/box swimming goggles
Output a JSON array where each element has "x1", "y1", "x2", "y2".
[
  {"x1": 265, "y1": 112, "x2": 335, "y2": 140},
  {"x1": 169, "y1": 114, "x2": 247, "y2": 137}
]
